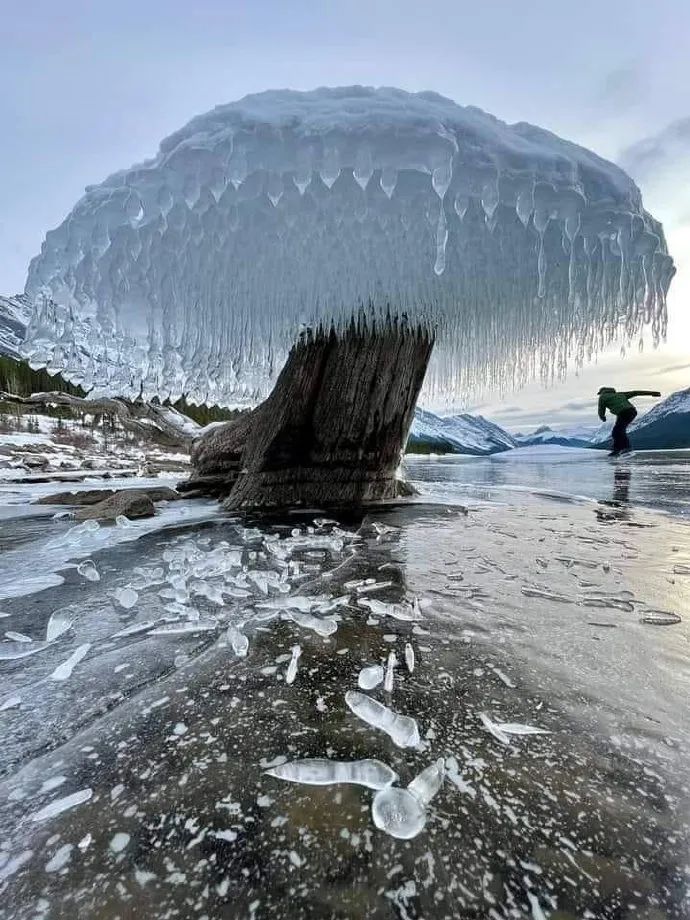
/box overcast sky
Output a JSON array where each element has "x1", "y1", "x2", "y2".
[{"x1": 1, "y1": 0, "x2": 688, "y2": 428}]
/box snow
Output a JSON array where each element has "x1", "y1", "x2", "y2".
[
  {"x1": 21, "y1": 86, "x2": 672, "y2": 407},
  {"x1": 409, "y1": 407, "x2": 515, "y2": 455},
  {"x1": 0, "y1": 293, "x2": 32, "y2": 359}
]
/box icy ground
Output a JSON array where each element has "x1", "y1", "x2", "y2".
[{"x1": 0, "y1": 451, "x2": 689, "y2": 918}]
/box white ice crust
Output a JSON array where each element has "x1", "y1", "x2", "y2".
[{"x1": 22, "y1": 86, "x2": 674, "y2": 406}]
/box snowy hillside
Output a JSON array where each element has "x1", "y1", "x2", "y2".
[
  {"x1": 407, "y1": 408, "x2": 516, "y2": 455},
  {"x1": 0, "y1": 294, "x2": 31, "y2": 359}
]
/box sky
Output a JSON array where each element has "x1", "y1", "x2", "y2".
[{"x1": 1, "y1": 0, "x2": 689, "y2": 429}]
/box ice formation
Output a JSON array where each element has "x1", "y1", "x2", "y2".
[
  {"x1": 345, "y1": 690, "x2": 420, "y2": 747},
  {"x1": 265, "y1": 757, "x2": 398, "y2": 790},
  {"x1": 21, "y1": 87, "x2": 674, "y2": 406}
]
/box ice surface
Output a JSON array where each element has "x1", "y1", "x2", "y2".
[
  {"x1": 30, "y1": 787, "x2": 93, "y2": 822},
  {"x1": 0, "y1": 693, "x2": 22, "y2": 711},
  {"x1": 0, "y1": 641, "x2": 50, "y2": 661},
  {"x1": 22, "y1": 87, "x2": 673, "y2": 406},
  {"x1": 358, "y1": 664, "x2": 384, "y2": 690},
  {"x1": 50, "y1": 643, "x2": 91, "y2": 681},
  {"x1": 266, "y1": 757, "x2": 398, "y2": 790},
  {"x1": 345, "y1": 691, "x2": 420, "y2": 748}
]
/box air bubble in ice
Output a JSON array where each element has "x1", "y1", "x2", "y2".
[
  {"x1": 114, "y1": 587, "x2": 138, "y2": 609},
  {"x1": 266, "y1": 758, "x2": 398, "y2": 790},
  {"x1": 227, "y1": 624, "x2": 249, "y2": 657},
  {"x1": 77, "y1": 559, "x2": 100, "y2": 581},
  {"x1": 286, "y1": 644, "x2": 301, "y2": 684},
  {"x1": 345, "y1": 691, "x2": 420, "y2": 748},
  {"x1": 358, "y1": 664, "x2": 384, "y2": 690},
  {"x1": 46, "y1": 610, "x2": 73, "y2": 642},
  {"x1": 50, "y1": 643, "x2": 91, "y2": 681}
]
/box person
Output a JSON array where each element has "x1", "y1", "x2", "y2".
[{"x1": 597, "y1": 387, "x2": 661, "y2": 456}]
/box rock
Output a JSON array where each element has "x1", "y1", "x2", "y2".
[
  {"x1": 23, "y1": 456, "x2": 50, "y2": 470},
  {"x1": 36, "y1": 486, "x2": 181, "y2": 507},
  {"x1": 74, "y1": 492, "x2": 156, "y2": 521}
]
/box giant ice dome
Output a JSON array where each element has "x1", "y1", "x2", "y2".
[{"x1": 22, "y1": 86, "x2": 674, "y2": 406}]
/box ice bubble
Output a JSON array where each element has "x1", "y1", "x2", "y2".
[
  {"x1": 640, "y1": 611, "x2": 682, "y2": 625},
  {"x1": 357, "y1": 664, "x2": 384, "y2": 690},
  {"x1": 384, "y1": 651, "x2": 396, "y2": 693},
  {"x1": 371, "y1": 758, "x2": 444, "y2": 840},
  {"x1": 114, "y1": 587, "x2": 139, "y2": 609},
  {"x1": 266, "y1": 758, "x2": 398, "y2": 790},
  {"x1": 371, "y1": 787, "x2": 426, "y2": 839},
  {"x1": 287, "y1": 610, "x2": 338, "y2": 637},
  {"x1": 227, "y1": 624, "x2": 249, "y2": 657},
  {"x1": 345, "y1": 691, "x2": 420, "y2": 748},
  {"x1": 31, "y1": 787, "x2": 93, "y2": 822},
  {"x1": 50, "y1": 643, "x2": 91, "y2": 681},
  {"x1": 286, "y1": 644, "x2": 302, "y2": 685},
  {"x1": 5, "y1": 631, "x2": 32, "y2": 643},
  {"x1": 46, "y1": 609, "x2": 73, "y2": 642},
  {"x1": 77, "y1": 560, "x2": 100, "y2": 582},
  {"x1": 404, "y1": 643, "x2": 415, "y2": 673}
]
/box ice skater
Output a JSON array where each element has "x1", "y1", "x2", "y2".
[{"x1": 597, "y1": 387, "x2": 661, "y2": 456}]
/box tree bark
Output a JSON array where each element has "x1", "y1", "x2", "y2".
[{"x1": 183, "y1": 317, "x2": 434, "y2": 508}]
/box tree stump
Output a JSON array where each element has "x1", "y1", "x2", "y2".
[{"x1": 182, "y1": 317, "x2": 434, "y2": 509}]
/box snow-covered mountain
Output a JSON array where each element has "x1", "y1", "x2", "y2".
[
  {"x1": 0, "y1": 294, "x2": 31, "y2": 359},
  {"x1": 592, "y1": 387, "x2": 690, "y2": 450},
  {"x1": 516, "y1": 389, "x2": 690, "y2": 451},
  {"x1": 515, "y1": 422, "x2": 611, "y2": 448},
  {"x1": 407, "y1": 408, "x2": 516, "y2": 455}
]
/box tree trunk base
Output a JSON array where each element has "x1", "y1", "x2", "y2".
[{"x1": 182, "y1": 318, "x2": 434, "y2": 509}]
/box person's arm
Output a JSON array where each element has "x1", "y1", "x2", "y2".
[
  {"x1": 598, "y1": 395, "x2": 607, "y2": 421},
  {"x1": 622, "y1": 390, "x2": 661, "y2": 399}
]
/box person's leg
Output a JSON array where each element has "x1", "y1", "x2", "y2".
[
  {"x1": 620, "y1": 407, "x2": 637, "y2": 451},
  {"x1": 611, "y1": 415, "x2": 624, "y2": 454}
]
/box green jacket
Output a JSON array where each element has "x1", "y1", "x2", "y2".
[{"x1": 598, "y1": 390, "x2": 659, "y2": 420}]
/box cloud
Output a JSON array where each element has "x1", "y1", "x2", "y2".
[
  {"x1": 561, "y1": 398, "x2": 595, "y2": 411},
  {"x1": 657, "y1": 361, "x2": 690, "y2": 375},
  {"x1": 620, "y1": 117, "x2": 690, "y2": 180},
  {"x1": 594, "y1": 64, "x2": 644, "y2": 113}
]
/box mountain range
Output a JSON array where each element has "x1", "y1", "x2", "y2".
[{"x1": 2, "y1": 293, "x2": 688, "y2": 453}]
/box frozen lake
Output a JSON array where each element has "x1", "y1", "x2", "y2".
[{"x1": 0, "y1": 449, "x2": 689, "y2": 918}]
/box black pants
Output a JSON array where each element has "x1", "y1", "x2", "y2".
[{"x1": 611, "y1": 407, "x2": 637, "y2": 453}]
